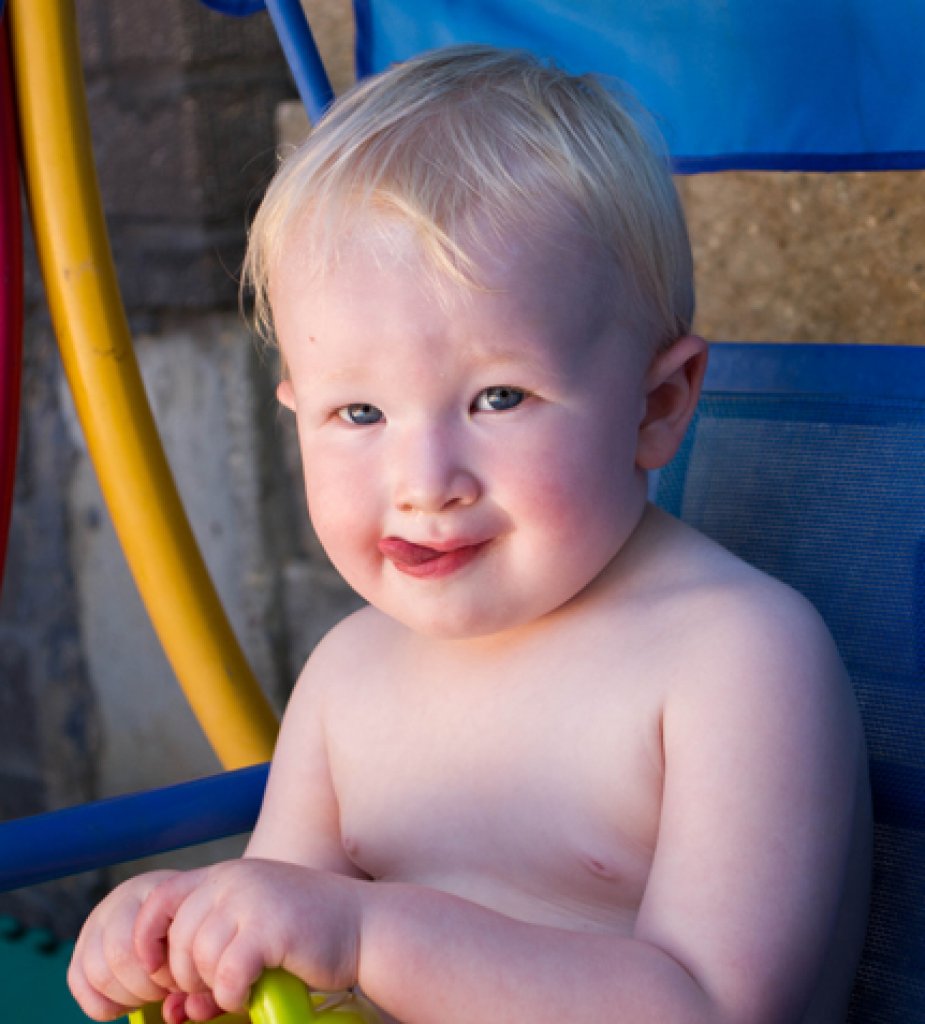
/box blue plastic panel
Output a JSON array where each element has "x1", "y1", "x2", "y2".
[{"x1": 353, "y1": 0, "x2": 925, "y2": 172}]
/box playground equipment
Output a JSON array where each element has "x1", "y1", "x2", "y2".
[
  {"x1": 0, "y1": 1, "x2": 923, "y2": 1021},
  {"x1": 7, "y1": 0, "x2": 278, "y2": 770}
]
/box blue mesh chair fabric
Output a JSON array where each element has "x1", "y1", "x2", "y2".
[{"x1": 656, "y1": 343, "x2": 925, "y2": 1022}]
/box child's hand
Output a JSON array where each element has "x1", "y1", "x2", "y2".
[
  {"x1": 134, "y1": 858, "x2": 365, "y2": 1016},
  {"x1": 68, "y1": 870, "x2": 182, "y2": 1020}
]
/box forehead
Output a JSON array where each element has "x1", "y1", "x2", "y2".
[{"x1": 269, "y1": 206, "x2": 633, "y2": 349}]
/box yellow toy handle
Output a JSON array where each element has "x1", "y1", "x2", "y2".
[{"x1": 126, "y1": 968, "x2": 378, "y2": 1024}]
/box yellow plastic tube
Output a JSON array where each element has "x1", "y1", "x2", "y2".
[{"x1": 9, "y1": 0, "x2": 278, "y2": 769}]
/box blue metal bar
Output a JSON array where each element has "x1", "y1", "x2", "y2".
[
  {"x1": 0, "y1": 764, "x2": 268, "y2": 892},
  {"x1": 197, "y1": 0, "x2": 265, "y2": 14},
  {"x1": 265, "y1": 0, "x2": 334, "y2": 123},
  {"x1": 704, "y1": 343, "x2": 925, "y2": 400}
]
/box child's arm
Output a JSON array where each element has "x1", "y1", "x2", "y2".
[
  {"x1": 242, "y1": 623, "x2": 369, "y2": 878},
  {"x1": 69, "y1": 625, "x2": 362, "y2": 1023},
  {"x1": 134, "y1": 590, "x2": 867, "y2": 1023}
]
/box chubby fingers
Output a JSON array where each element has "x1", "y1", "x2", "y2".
[
  {"x1": 162, "y1": 991, "x2": 190, "y2": 1024},
  {"x1": 162, "y1": 989, "x2": 224, "y2": 1024},
  {"x1": 133, "y1": 868, "x2": 206, "y2": 976},
  {"x1": 204, "y1": 931, "x2": 269, "y2": 1012},
  {"x1": 167, "y1": 896, "x2": 237, "y2": 998},
  {"x1": 166, "y1": 888, "x2": 266, "y2": 1011},
  {"x1": 69, "y1": 925, "x2": 171, "y2": 1021},
  {"x1": 67, "y1": 954, "x2": 131, "y2": 1023}
]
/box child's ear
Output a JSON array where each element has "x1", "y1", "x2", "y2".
[
  {"x1": 276, "y1": 379, "x2": 296, "y2": 411},
  {"x1": 636, "y1": 334, "x2": 708, "y2": 470}
]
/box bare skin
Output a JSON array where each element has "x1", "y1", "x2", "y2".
[
  {"x1": 68, "y1": 213, "x2": 871, "y2": 1024},
  {"x1": 237, "y1": 507, "x2": 869, "y2": 1024}
]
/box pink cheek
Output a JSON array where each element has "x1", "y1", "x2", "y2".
[
  {"x1": 306, "y1": 480, "x2": 367, "y2": 548},
  {"x1": 512, "y1": 443, "x2": 635, "y2": 538},
  {"x1": 505, "y1": 458, "x2": 584, "y2": 532}
]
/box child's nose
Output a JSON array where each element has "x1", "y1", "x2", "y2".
[{"x1": 392, "y1": 431, "x2": 481, "y2": 513}]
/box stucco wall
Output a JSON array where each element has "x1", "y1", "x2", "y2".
[{"x1": 680, "y1": 172, "x2": 924, "y2": 345}]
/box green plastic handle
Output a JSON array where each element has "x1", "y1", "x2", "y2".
[
  {"x1": 126, "y1": 969, "x2": 377, "y2": 1024},
  {"x1": 249, "y1": 969, "x2": 318, "y2": 1024}
]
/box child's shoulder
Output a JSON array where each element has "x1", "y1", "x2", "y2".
[
  {"x1": 634, "y1": 505, "x2": 826, "y2": 626},
  {"x1": 292, "y1": 602, "x2": 409, "y2": 700},
  {"x1": 635, "y1": 507, "x2": 854, "y2": 729}
]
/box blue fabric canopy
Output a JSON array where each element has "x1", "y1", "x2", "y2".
[{"x1": 354, "y1": 0, "x2": 925, "y2": 172}]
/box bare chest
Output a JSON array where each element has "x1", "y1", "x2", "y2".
[{"x1": 324, "y1": 658, "x2": 666, "y2": 929}]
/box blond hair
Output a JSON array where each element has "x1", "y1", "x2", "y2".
[{"x1": 244, "y1": 45, "x2": 694, "y2": 350}]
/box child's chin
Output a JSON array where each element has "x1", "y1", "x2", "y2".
[{"x1": 393, "y1": 603, "x2": 532, "y2": 641}]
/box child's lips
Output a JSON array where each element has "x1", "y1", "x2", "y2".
[{"x1": 378, "y1": 537, "x2": 489, "y2": 578}]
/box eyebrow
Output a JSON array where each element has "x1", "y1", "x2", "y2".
[
  {"x1": 311, "y1": 365, "x2": 375, "y2": 385},
  {"x1": 453, "y1": 327, "x2": 556, "y2": 363},
  {"x1": 455, "y1": 336, "x2": 576, "y2": 380}
]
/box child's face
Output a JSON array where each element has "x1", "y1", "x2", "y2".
[{"x1": 271, "y1": 212, "x2": 653, "y2": 639}]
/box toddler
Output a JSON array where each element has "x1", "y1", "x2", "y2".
[{"x1": 69, "y1": 45, "x2": 871, "y2": 1024}]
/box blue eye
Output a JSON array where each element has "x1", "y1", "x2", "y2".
[
  {"x1": 473, "y1": 386, "x2": 526, "y2": 413},
  {"x1": 338, "y1": 403, "x2": 383, "y2": 425}
]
